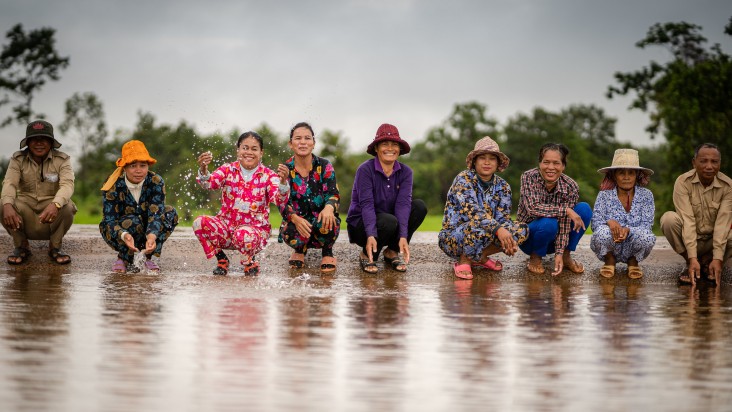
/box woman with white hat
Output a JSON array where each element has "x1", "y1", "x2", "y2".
[
  {"x1": 439, "y1": 136, "x2": 528, "y2": 279},
  {"x1": 590, "y1": 148, "x2": 656, "y2": 279}
]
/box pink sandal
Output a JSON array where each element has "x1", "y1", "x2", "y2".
[
  {"x1": 453, "y1": 263, "x2": 473, "y2": 279},
  {"x1": 112, "y1": 258, "x2": 126, "y2": 274},
  {"x1": 145, "y1": 259, "x2": 160, "y2": 272},
  {"x1": 472, "y1": 258, "x2": 503, "y2": 271}
]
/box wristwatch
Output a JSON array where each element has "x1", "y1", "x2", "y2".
[{"x1": 53, "y1": 202, "x2": 61, "y2": 209}]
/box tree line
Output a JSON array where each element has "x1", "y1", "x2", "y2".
[{"x1": 1, "y1": 19, "x2": 731, "y2": 226}]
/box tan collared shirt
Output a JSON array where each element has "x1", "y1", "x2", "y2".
[
  {"x1": 672, "y1": 169, "x2": 732, "y2": 260},
  {"x1": 1, "y1": 149, "x2": 75, "y2": 207}
]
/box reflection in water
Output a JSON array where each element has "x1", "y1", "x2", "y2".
[
  {"x1": 668, "y1": 284, "x2": 732, "y2": 392},
  {"x1": 347, "y1": 275, "x2": 410, "y2": 409},
  {"x1": 99, "y1": 274, "x2": 166, "y2": 408},
  {"x1": 0, "y1": 268, "x2": 69, "y2": 412},
  {"x1": 2, "y1": 268, "x2": 732, "y2": 411}
]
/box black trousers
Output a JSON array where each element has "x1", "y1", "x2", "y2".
[{"x1": 347, "y1": 199, "x2": 427, "y2": 260}]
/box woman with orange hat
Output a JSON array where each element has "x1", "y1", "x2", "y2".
[
  {"x1": 346, "y1": 123, "x2": 427, "y2": 274},
  {"x1": 100, "y1": 140, "x2": 179, "y2": 273},
  {"x1": 439, "y1": 136, "x2": 529, "y2": 280}
]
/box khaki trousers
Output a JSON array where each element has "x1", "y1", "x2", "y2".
[
  {"x1": 0, "y1": 199, "x2": 76, "y2": 249},
  {"x1": 660, "y1": 211, "x2": 732, "y2": 262}
]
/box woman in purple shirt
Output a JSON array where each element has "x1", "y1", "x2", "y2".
[{"x1": 346, "y1": 124, "x2": 427, "y2": 274}]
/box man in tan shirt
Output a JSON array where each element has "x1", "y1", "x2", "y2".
[
  {"x1": 1, "y1": 120, "x2": 76, "y2": 265},
  {"x1": 661, "y1": 143, "x2": 732, "y2": 285}
]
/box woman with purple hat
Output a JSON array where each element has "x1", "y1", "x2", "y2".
[
  {"x1": 590, "y1": 148, "x2": 656, "y2": 279},
  {"x1": 346, "y1": 123, "x2": 427, "y2": 274},
  {"x1": 439, "y1": 136, "x2": 528, "y2": 279}
]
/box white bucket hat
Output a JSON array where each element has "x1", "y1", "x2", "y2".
[{"x1": 597, "y1": 148, "x2": 653, "y2": 175}]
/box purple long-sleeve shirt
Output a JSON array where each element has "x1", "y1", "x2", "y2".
[{"x1": 346, "y1": 158, "x2": 414, "y2": 239}]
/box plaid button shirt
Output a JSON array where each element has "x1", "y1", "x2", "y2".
[{"x1": 517, "y1": 168, "x2": 579, "y2": 255}]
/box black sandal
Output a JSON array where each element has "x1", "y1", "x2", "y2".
[
  {"x1": 48, "y1": 248, "x2": 71, "y2": 265},
  {"x1": 384, "y1": 254, "x2": 407, "y2": 272},
  {"x1": 213, "y1": 257, "x2": 229, "y2": 276},
  {"x1": 288, "y1": 252, "x2": 305, "y2": 269},
  {"x1": 244, "y1": 260, "x2": 259, "y2": 276},
  {"x1": 8, "y1": 247, "x2": 32, "y2": 265},
  {"x1": 359, "y1": 255, "x2": 378, "y2": 274}
]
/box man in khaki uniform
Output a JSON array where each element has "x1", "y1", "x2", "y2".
[
  {"x1": 660, "y1": 143, "x2": 732, "y2": 285},
  {"x1": 1, "y1": 120, "x2": 76, "y2": 264}
]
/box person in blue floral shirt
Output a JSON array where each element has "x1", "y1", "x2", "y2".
[
  {"x1": 439, "y1": 136, "x2": 528, "y2": 279},
  {"x1": 100, "y1": 140, "x2": 178, "y2": 273},
  {"x1": 591, "y1": 149, "x2": 656, "y2": 279},
  {"x1": 276, "y1": 122, "x2": 340, "y2": 272}
]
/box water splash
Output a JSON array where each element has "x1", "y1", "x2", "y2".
[{"x1": 132, "y1": 251, "x2": 147, "y2": 273}]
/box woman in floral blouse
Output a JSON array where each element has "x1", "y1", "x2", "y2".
[
  {"x1": 276, "y1": 122, "x2": 340, "y2": 272},
  {"x1": 194, "y1": 131, "x2": 289, "y2": 276},
  {"x1": 590, "y1": 149, "x2": 655, "y2": 279},
  {"x1": 100, "y1": 140, "x2": 179, "y2": 273},
  {"x1": 439, "y1": 136, "x2": 528, "y2": 279}
]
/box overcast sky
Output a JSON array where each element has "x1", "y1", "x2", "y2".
[{"x1": 1, "y1": 0, "x2": 730, "y2": 160}]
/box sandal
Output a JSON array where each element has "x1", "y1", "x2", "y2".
[
  {"x1": 599, "y1": 264, "x2": 615, "y2": 279},
  {"x1": 145, "y1": 259, "x2": 160, "y2": 272},
  {"x1": 7, "y1": 247, "x2": 32, "y2": 265},
  {"x1": 384, "y1": 254, "x2": 407, "y2": 272},
  {"x1": 359, "y1": 254, "x2": 378, "y2": 274},
  {"x1": 288, "y1": 252, "x2": 305, "y2": 269},
  {"x1": 320, "y1": 256, "x2": 337, "y2": 273},
  {"x1": 472, "y1": 257, "x2": 502, "y2": 271},
  {"x1": 243, "y1": 260, "x2": 259, "y2": 276},
  {"x1": 564, "y1": 258, "x2": 584, "y2": 274},
  {"x1": 213, "y1": 257, "x2": 229, "y2": 276},
  {"x1": 527, "y1": 260, "x2": 545, "y2": 275},
  {"x1": 628, "y1": 265, "x2": 643, "y2": 279},
  {"x1": 48, "y1": 248, "x2": 71, "y2": 265},
  {"x1": 453, "y1": 263, "x2": 473, "y2": 280},
  {"x1": 112, "y1": 258, "x2": 127, "y2": 274}
]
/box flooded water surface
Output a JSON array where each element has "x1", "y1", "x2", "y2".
[{"x1": 1, "y1": 268, "x2": 731, "y2": 411}]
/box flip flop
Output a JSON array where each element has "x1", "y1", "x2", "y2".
[
  {"x1": 599, "y1": 264, "x2": 615, "y2": 279},
  {"x1": 472, "y1": 258, "x2": 502, "y2": 271},
  {"x1": 628, "y1": 265, "x2": 643, "y2": 279},
  {"x1": 7, "y1": 247, "x2": 31, "y2": 265},
  {"x1": 453, "y1": 263, "x2": 473, "y2": 279}
]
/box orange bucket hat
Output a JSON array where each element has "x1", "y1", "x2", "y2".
[{"x1": 101, "y1": 140, "x2": 157, "y2": 191}]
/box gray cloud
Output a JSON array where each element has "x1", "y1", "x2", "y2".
[{"x1": 1, "y1": 0, "x2": 730, "y2": 159}]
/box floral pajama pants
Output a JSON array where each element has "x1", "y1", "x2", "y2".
[
  {"x1": 193, "y1": 215, "x2": 268, "y2": 263},
  {"x1": 590, "y1": 226, "x2": 656, "y2": 263}
]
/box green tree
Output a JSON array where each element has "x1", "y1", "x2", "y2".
[
  {"x1": 607, "y1": 18, "x2": 732, "y2": 210},
  {"x1": 409, "y1": 101, "x2": 500, "y2": 211},
  {"x1": 503, "y1": 107, "x2": 598, "y2": 206},
  {"x1": 317, "y1": 129, "x2": 362, "y2": 213},
  {"x1": 0, "y1": 24, "x2": 70, "y2": 126},
  {"x1": 59, "y1": 92, "x2": 108, "y2": 163}
]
